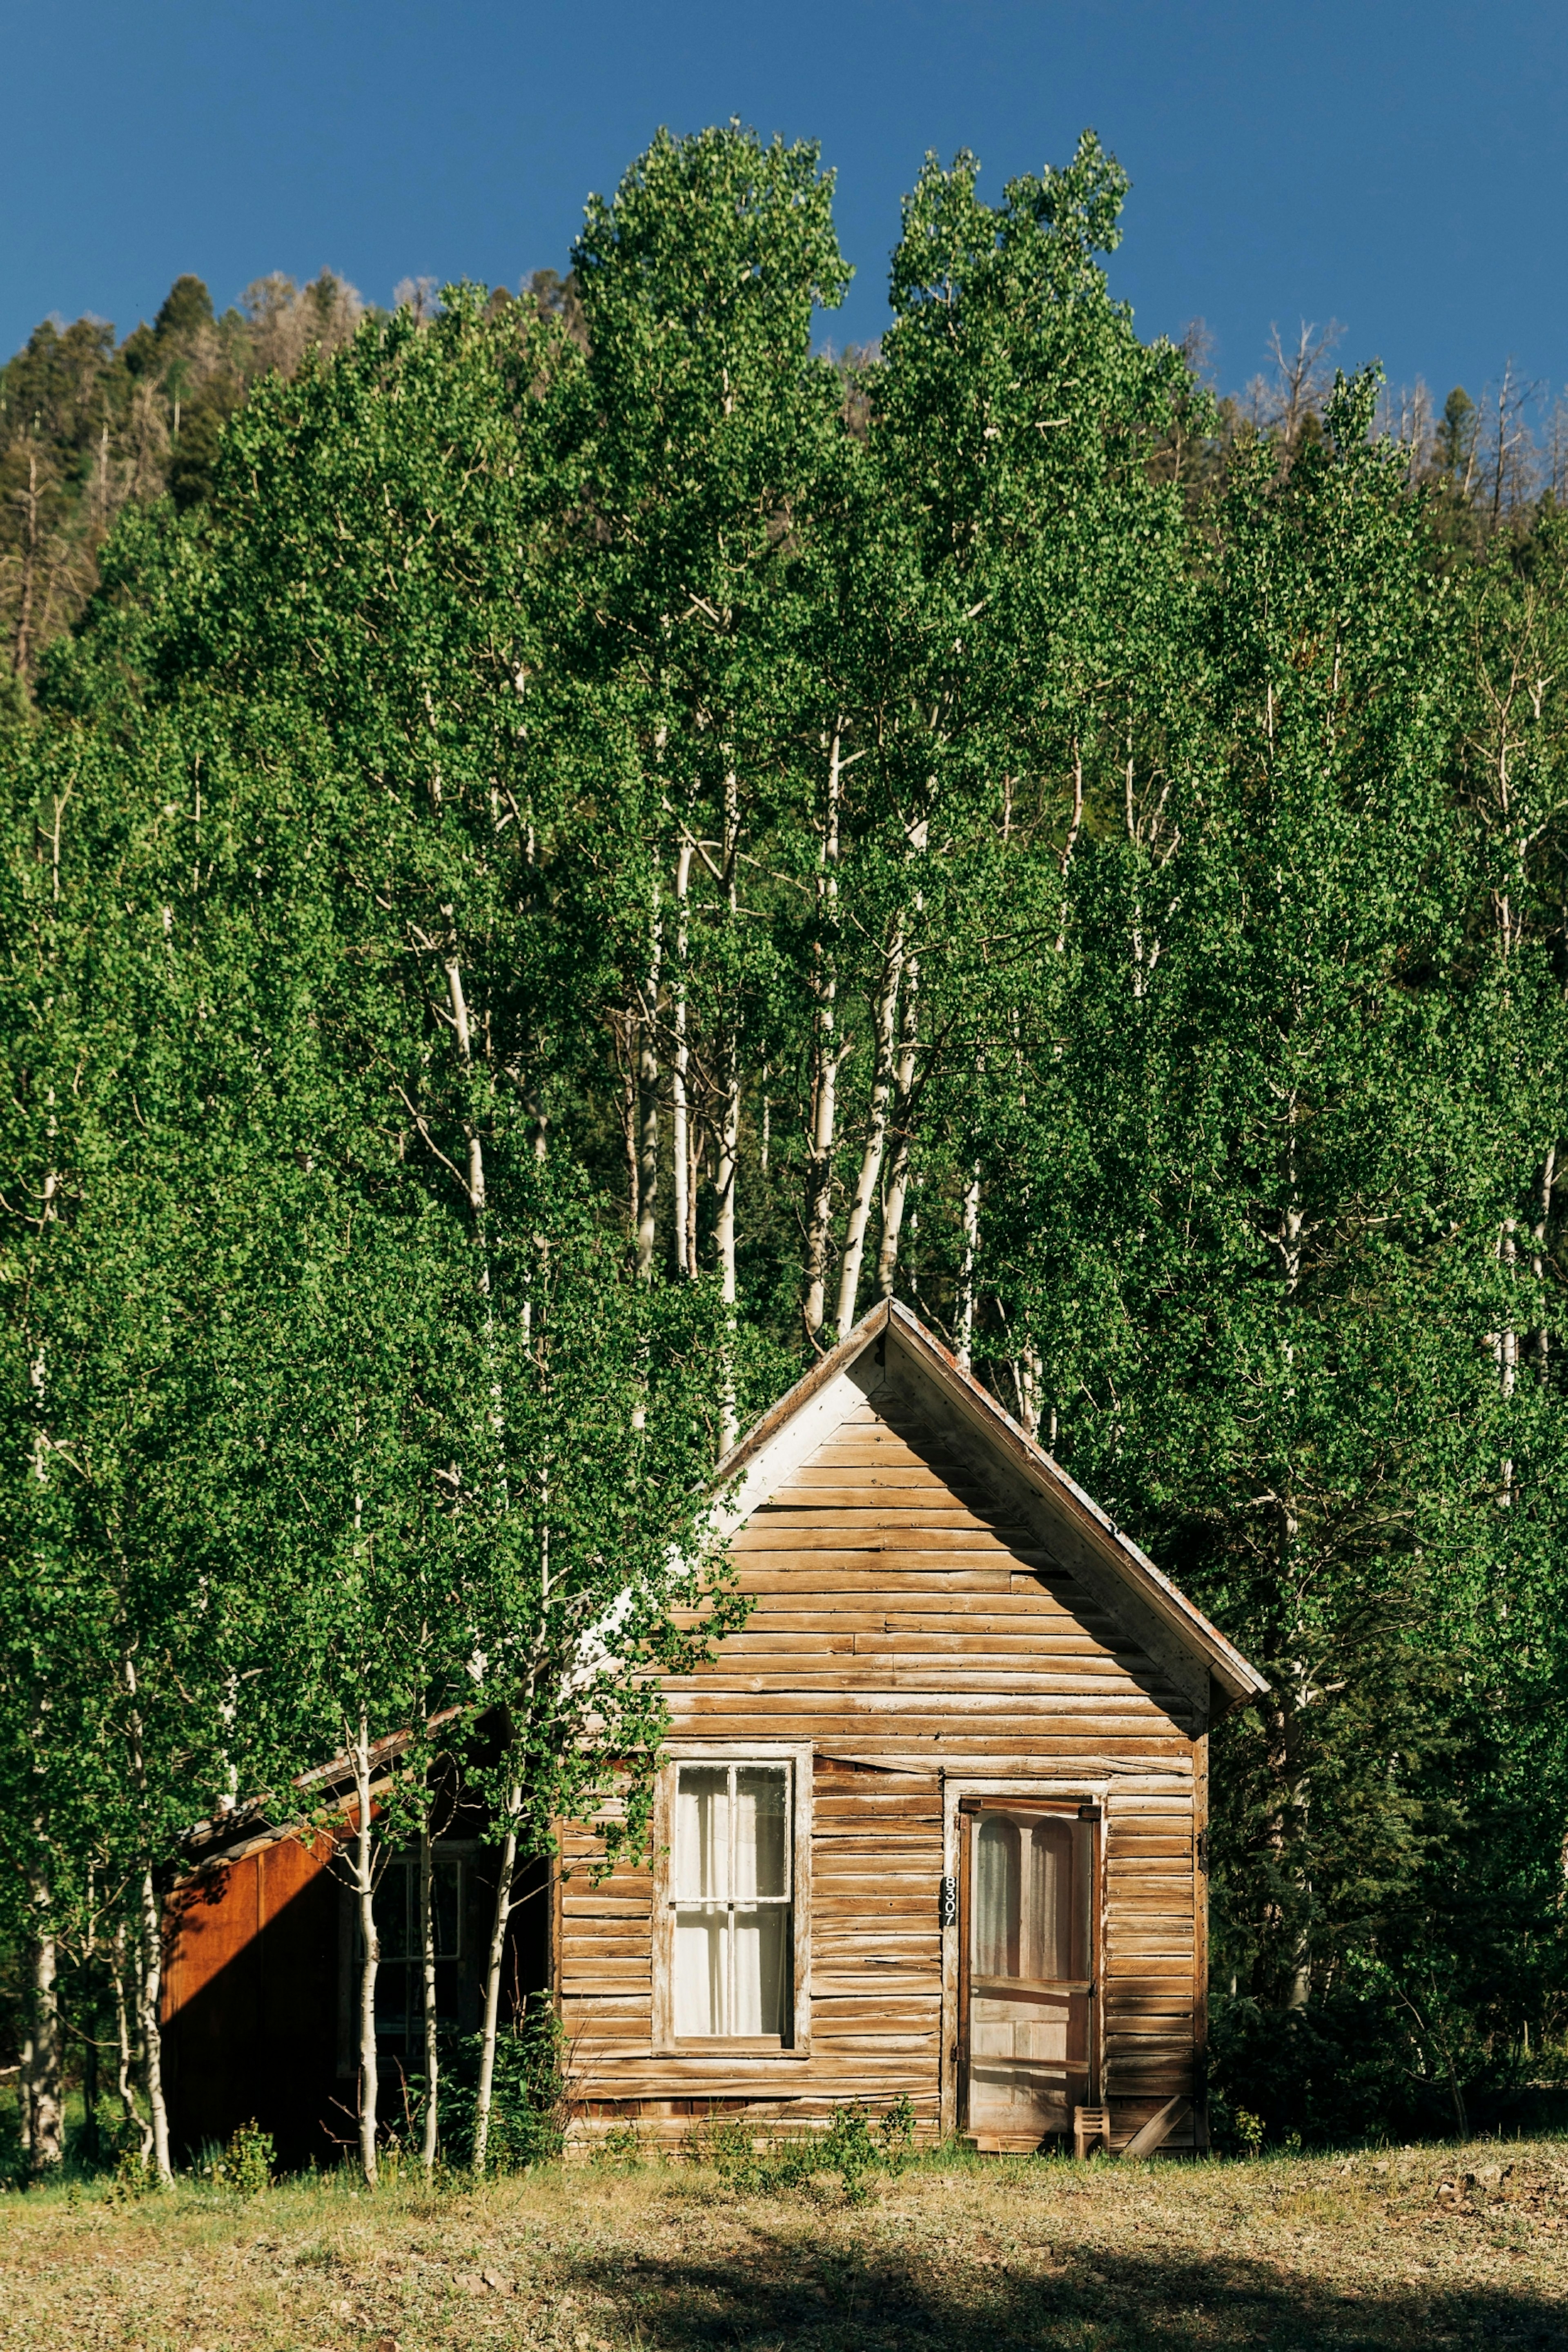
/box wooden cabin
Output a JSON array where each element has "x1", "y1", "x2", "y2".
[
  {"x1": 561, "y1": 1299, "x2": 1264, "y2": 2156},
  {"x1": 161, "y1": 1297, "x2": 1263, "y2": 2165}
]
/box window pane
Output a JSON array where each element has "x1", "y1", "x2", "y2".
[
  {"x1": 373, "y1": 1861, "x2": 411, "y2": 1960},
  {"x1": 672, "y1": 1762, "x2": 794, "y2": 2039},
  {"x1": 733, "y1": 1906, "x2": 790, "y2": 2036},
  {"x1": 675, "y1": 1766, "x2": 729, "y2": 1901},
  {"x1": 734, "y1": 1767, "x2": 789, "y2": 1900},
  {"x1": 975, "y1": 1817, "x2": 1020, "y2": 1979},
  {"x1": 1026, "y1": 1821, "x2": 1071, "y2": 1982},
  {"x1": 674, "y1": 1910, "x2": 727, "y2": 2035},
  {"x1": 375, "y1": 1962, "x2": 412, "y2": 2035},
  {"x1": 432, "y1": 1855, "x2": 462, "y2": 1959}
]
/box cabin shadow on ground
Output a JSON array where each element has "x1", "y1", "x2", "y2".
[{"x1": 569, "y1": 2228, "x2": 1568, "y2": 2350}]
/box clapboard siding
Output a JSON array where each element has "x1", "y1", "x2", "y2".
[{"x1": 561, "y1": 1382, "x2": 1209, "y2": 2149}]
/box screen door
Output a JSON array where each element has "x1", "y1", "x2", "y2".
[{"x1": 963, "y1": 1804, "x2": 1096, "y2": 2145}]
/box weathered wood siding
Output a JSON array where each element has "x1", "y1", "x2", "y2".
[
  {"x1": 163, "y1": 1832, "x2": 341, "y2": 2168},
  {"x1": 562, "y1": 1376, "x2": 1206, "y2": 2150}
]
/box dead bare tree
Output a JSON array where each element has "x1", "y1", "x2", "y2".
[
  {"x1": 1481, "y1": 361, "x2": 1542, "y2": 531},
  {"x1": 244, "y1": 271, "x2": 365, "y2": 377},
  {"x1": 1245, "y1": 319, "x2": 1345, "y2": 461},
  {"x1": 1378, "y1": 378, "x2": 1434, "y2": 489},
  {"x1": 1548, "y1": 394, "x2": 1568, "y2": 507}
]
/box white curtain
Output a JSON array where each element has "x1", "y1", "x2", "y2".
[
  {"x1": 674, "y1": 1764, "x2": 789, "y2": 2035},
  {"x1": 974, "y1": 1813, "x2": 1080, "y2": 1983},
  {"x1": 976, "y1": 1817, "x2": 1020, "y2": 1978},
  {"x1": 1025, "y1": 1822, "x2": 1070, "y2": 1982}
]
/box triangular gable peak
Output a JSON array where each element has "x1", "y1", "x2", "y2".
[{"x1": 714, "y1": 1297, "x2": 1265, "y2": 1715}]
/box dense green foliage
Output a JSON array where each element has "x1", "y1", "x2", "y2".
[
  {"x1": 5, "y1": 120, "x2": 1568, "y2": 2172},
  {"x1": 0, "y1": 268, "x2": 371, "y2": 699}
]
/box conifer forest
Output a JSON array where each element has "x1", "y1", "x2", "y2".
[{"x1": 5, "y1": 122, "x2": 1568, "y2": 2178}]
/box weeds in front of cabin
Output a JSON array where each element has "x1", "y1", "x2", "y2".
[
  {"x1": 591, "y1": 2120, "x2": 642, "y2": 2165},
  {"x1": 699, "y1": 2091, "x2": 920, "y2": 2203},
  {"x1": 470, "y1": 1992, "x2": 569, "y2": 2167}
]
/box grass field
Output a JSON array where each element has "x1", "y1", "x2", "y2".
[{"x1": 1, "y1": 2137, "x2": 1566, "y2": 2351}]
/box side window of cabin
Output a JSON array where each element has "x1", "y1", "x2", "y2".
[
  {"x1": 340, "y1": 1844, "x2": 481, "y2": 2071},
  {"x1": 670, "y1": 1761, "x2": 793, "y2": 2041},
  {"x1": 370, "y1": 1850, "x2": 464, "y2": 2052}
]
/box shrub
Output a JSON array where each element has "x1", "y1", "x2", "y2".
[
  {"x1": 819, "y1": 2103, "x2": 879, "y2": 2202},
  {"x1": 591, "y1": 2121, "x2": 640, "y2": 2165},
  {"x1": 107, "y1": 2146, "x2": 150, "y2": 2202},
  {"x1": 448, "y1": 1993, "x2": 567, "y2": 2170},
  {"x1": 879, "y1": 2091, "x2": 916, "y2": 2176},
  {"x1": 213, "y1": 2119, "x2": 275, "y2": 2195}
]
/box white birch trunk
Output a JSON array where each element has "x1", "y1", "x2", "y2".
[
  {"x1": 671, "y1": 842, "x2": 693, "y2": 1277},
  {"x1": 443, "y1": 956, "x2": 486, "y2": 1215},
  {"x1": 419, "y1": 1819, "x2": 439, "y2": 2174},
  {"x1": 715, "y1": 1037, "x2": 740, "y2": 1452},
  {"x1": 122, "y1": 1659, "x2": 172, "y2": 2181},
  {"x1": 1534, "y1": 1144, "x2": 1557, "y2": 1372},
  {"x1": 138, "y1": 1864, "x2": 172, "y2": 2184},
  {"x1": 350, "y1": 1718, "x2": 380, "y2": 2187},
  {"x1": 113, "y1": 1922, "x2": 152, "y2": 2161},
  {"x1": 716, "y1": 764, "x2": 742, "y2": 1450},
  {"x1": 875, "y1": 939, "x2": 921, "y2": 1300},
  {"x1": 1012, "y1": 1346, "x2": 1043, "y2": 1441},
  {"x1": 834, "y1": 919, "x2": 904, "y2": 1339},
  {"x1": 472, "y1": 1782, "x2": 521, "y2": 2174},
  {"x1": 26, "y1": 1891, "x2": 62, "y2": 2172},
  {"x1": 685, "y1": 1119, "x2": 700, "y2": 1278},
  {"x1": 956, "y1": 1165, "x2": 981, "y2": 1374},
  {"x1": 619, "y1": 1023, "x2": 639, "y2": 1244},
  {"x1": 1499, "y1": 1215, "x2": 1518, "y2": 1507},
  {"x1": 636, "y1": 895, "x2": 661, "y2": 1281},
  {"x1": 802, "y1": 731, "x2": 844, "y2": 1341}
]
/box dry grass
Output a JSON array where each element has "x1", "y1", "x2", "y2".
[{"x1": 2, "y1": 2138, "x2": 1567, "y2": 2350}]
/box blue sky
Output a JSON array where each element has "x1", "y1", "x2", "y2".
[{"x1": 4, "y1": 0, "x2": 1567, "y2": 409}]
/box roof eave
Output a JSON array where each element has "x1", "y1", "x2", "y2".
[{"x1": 712, "y1": 1298, "x2": 893, "y2": 1490}]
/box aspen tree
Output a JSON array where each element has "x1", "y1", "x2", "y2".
[
  {"x1": 801, "y1": 728, "x2": 848, "y2": 1340},
  {"x1": 570, "y1": 124, "x2": 848, "y2": 1406},
  {"x1": 18, "y1": 285, "x2": 743, "y2": 2181},
  {"x1": 984, "y1": 373, "x2": 1568, "y2": 2080},
  {"x1": 816, "y1": 134, "x2": 1191, "y2": 1331}
]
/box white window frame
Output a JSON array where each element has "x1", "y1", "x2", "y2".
[{"x1": 652, "y1": 1741, "x2": 813, "y2": 2057}]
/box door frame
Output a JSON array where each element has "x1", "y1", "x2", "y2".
[{"x1": 940, "y1": 1778, "x2": 1107, "y2": 2143}]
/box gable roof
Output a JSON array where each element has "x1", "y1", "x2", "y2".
[{"x1": 715, "y1": 1296, "x2": 1267, "y2": 1711}]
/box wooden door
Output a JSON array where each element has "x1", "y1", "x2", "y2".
[{"x1": 961, "y1": 1802, "x2": 1096, "y2": 2147}]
